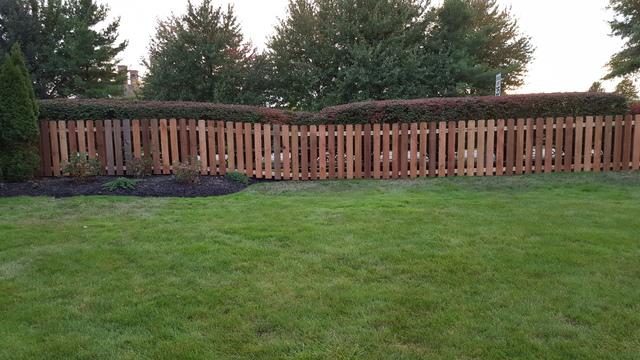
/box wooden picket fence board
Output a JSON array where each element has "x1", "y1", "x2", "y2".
[{"x1": 38, "y1": 116, "x2": 640, "y2": 179}]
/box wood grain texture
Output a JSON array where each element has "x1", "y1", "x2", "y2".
[
  {"x1": 308, "y1": 125, "x2": 317, "y2": 180},
  {"x1": 217, "y1": 121, "x2": 227, "y2": 175},
  {"x1": 198, "y1": 120, "x2": 208, "y2": 175},
  {"x1": 564, "y1": 117, "x2": 574, "y2": 172},
  {"x1": 382, "y1": 124, "x2": 390, "y2": 179},
  {"x1": 282, "y1": 125, "x2": 292, "y2": 180},
  {"x1": 254, "y1": 124, "x2": 263, "y2": 178},
  {"x1": 505, "y1": 119, "x2": 515, "y2": 176},
  {"x1": 104, "y1": 120, "x2": 115, "y2": 175},
  {"x1": 328, "y1": 125, "x2": 336, "y2": 179},
  {"x1": 169, "y1": 119, "x2": 180, "y2": 167},
  {"x1": 613, "y1": 115, "x2": 623, "y2": 171},
  {"x1": 299, "y1": 125, "x2": 307, "y2": 180},
  {"x1": 291, "y1": 125, "x2": 299, "y2": 180},
  {"x1": 515, "y1": 119, "x2": 524, "y2": 175},
  {"x1": 428, "y1": 122, "x2": 437, "y2": 177},
  {"x1": 373, "y1": 124, "x2": 381, "y2": 179},
  {"x1": 446, "y1": 121, "x2": 455, "y2": 177},
  {"x1": 466, "y1": 120, "x2": 476, "y2": 176},
  {"x1": 318, "y1": 125, "x2": 327, "y2": 180},
  {"x1": 593, "y1": 117, "x2": 603, "y2": 172},
  {"x1": 419, "y1": 123, "x2": 427, "y2": 177},
  {"x1": 159, "y1": 119, "x2": 170, "y2": 175},
  {"x1": 457, "y1": 121, "x2": 466, "y2": 176},
  {"x1": 583, "y1": 117, "x2": 594, "y2": 172},
  {"x1": 264, "y1": 125, "x2": 272, "y2": 179},
  {"x1": 495, "y1": 120, "x2": 505, "y2": 176},
  {"x1": 273, "y1": 125, "x2": 282, "y2": 180},
  {"x1": 555, "y1": 118, "x2": 565, "y2": 172},
  {"x1": 544, "y1": 118, "x2": 553, "y2": 173},
  {"x1": 602, "y1": 117, "x2": 613, "y2": 172},
  {"x1": 632, "y1": 115, "x2": 640, "y2": 171},
  {"x1": 346, "y1": 125, "x2": 354, "y2": 179},
  {"x1": 622, "y1": 115, "x2": 633, "y2": 170},
  {"x1": 477, "y1": 120, "x2": 486, "y2": 176},
  {"x1": 485, "y1": 120, "x2": 495, "y2": 176},
  {"x1": 338, "y1": 125, "x2": 346, "y2": 179}
]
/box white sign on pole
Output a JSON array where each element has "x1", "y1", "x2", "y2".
[{"x1": 495, "y1": 73, "x2": 502, "y2": 96}]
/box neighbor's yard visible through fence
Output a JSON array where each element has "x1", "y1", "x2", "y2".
[{"x1": 39, "y1": 115, "x2": 640, "y2": 179}]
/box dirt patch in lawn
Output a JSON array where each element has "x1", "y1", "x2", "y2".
[{"x1": 0, "y1": 176, "x2": 248, "y2": 198}]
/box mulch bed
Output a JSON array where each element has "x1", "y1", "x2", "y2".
[{"x1": 0, "y1": 176, "x2": 248, "y2": 198}]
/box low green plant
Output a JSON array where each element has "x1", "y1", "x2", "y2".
[
  {"x1": 63, "y1": 153, "x2": 101, "y2": 183},
  {"x1": 102, "y1": 177, "x2": 141, "y2": 191},
  {"x1": 128, "y1": 157, "x2": 153, "y2": 178},
  {"x1": 174, "y1": 157, "x2": 200, "y2": 184},
  {"x1": 225, "y1": 171, "x2": 250, "y2": 185}
]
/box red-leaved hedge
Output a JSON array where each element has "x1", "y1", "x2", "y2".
[
  {"x1": 630, "y1": 102, "x2": 640, "y2": 115},
  {"x1": 37, "y1": 99, "x2": 315, "y2": 124},
  {"x1": 317, "y1": 93, "x2": 629, "y2": 124},
  {"x1": 38, "y1": 92, "x2": 629, "y2": 124}
]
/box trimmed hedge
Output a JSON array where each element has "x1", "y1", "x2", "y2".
[
  {"x1": 38, "y1": 92, "x2": 628, "y2": 125},
  {"x1": 37, "y1": 99, "x2": 316, "y2": 124},
  {"x1": 630, "y1": 102, "x2": 640, "y2": 115},
  {"x1": 318, "y1": 93, "x2": 629, "y2": 124}
]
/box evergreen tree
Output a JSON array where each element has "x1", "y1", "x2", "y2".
[
  {"x1": 425, "y1": 0, "x2": 533, "y2": 96},
  {"x1": 605, "y1": 0, "x2": 640, "y2": 79},
  {"x1": 267, "y1": 0, "x2": 432, "y2": 110},
  {"x1": 588, "y1": 81, "x2": 606, "y2": 92},
  {"x1": 614, "y1": 77, "x2": 638, "y2": 101},
  {"x1": 142, "y1": 0, "x2": 261, "y2": 104},
  {"x1": 0, "y1": 44, "x2": 40, "y2": 181},
  {"x1": 0, "y1": 0, "x2": 127, "y2": 98}
]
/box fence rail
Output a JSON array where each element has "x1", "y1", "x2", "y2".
[{"x1": 39, "y1": 116, "x2": 640, "y2": 179}]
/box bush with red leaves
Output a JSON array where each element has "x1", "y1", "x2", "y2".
[
  {"x1": 318, "y1": 93, "x2": 629, "y2": 124},
  {"x1": 630, "y1": 102, "x2": 640, "y2": 114},
  {"x1": 38, "y1": 92, "x2": 628, "y2": 125}
]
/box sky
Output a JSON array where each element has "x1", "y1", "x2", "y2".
[{"x1": 102, "y1": 0, "x2": 625, "y2": 94}]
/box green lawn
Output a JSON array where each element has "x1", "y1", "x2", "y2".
[{"x1": 1, "y1": 173, "x2": 640, "y2": 359}]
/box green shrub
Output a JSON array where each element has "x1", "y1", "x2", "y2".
[
  {"x1": 103, "y1": 177, "x2": 141, "y2": 191},
  {"x1": 225, "y1": 171, "x2": 250, "y2": 185},
  {"x1": 128, "y1": 157, "x2": 153, "y2": 178},
  {"x1": 63, "y1": 153, "x2": 102, "y2": 183},
  {"x1": 174, "y1": 158, "x2": 200, "y2": 184},
  {"x1": 0, "y1": 44, "x2": 39, "y2": 182},
  {"x1": 0, "y1": 147, "x2": 40, "y2": 182}
]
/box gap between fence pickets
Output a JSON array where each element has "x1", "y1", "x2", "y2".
[{"x1": 39, "y1": 116, "x2": 640, "y2": 179}]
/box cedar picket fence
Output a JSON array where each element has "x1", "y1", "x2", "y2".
[{"x1": 39, "y1": 115, "x2": 640, "y2": 179}]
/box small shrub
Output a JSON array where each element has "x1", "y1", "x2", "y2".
[
  {"x1": 0, "y1": 147, "x2": 40, "y2": 182},
  {"x1": 128, "y1": 157, "x2": 153, "y2": 178},
  {"x1": 225, "y1": 171, "x2": 250, "y2": 185},
  {"x1": 63, "y1": 153, "x2": 101, "y2": 183},
  {"x1": 174, "y1": 158, "x2": 200, "y2": 184},
  {"x1": 630, "y1": 102, "x2": 640, "y2": 114},
  {"x1": 102, "y1": 177, "x2": 141, "y2": 191}
]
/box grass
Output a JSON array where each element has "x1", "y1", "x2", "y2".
[{"x1": 1, "y1": 172, "x2": 640, "y2": 359}]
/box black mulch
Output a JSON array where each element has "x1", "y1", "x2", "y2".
[{"x1": 0, "y1": 176, "x2": 248, "y2": 198}]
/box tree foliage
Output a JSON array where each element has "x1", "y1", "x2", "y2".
[
  {"x1": 588, "y1": 81, "x2": 606, "y2": 92},
  {"x1": 0, "y1": 44, "x2": 40, "y2": 181},
  {"x1": 0, "y1": 0, "x2": 127, "y2": 98},
  {"x1": 605, "y1": 0, "x2": 640, "y2": 79},
  {"x1": 614, "y1": 77, "x2": 638, "y2": 100},
  {"x1": 142, "y1": 0, "x2": 263, "y2": 105},
  {"x1": 425, "y1": 0, "x2": 533, "y2": 96},
  {"x1": 265, "y1": 0, "x2": 533, "y2": 110}
]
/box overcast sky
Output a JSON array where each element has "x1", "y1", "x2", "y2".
[{"x1": 103, "y1": 0, "x2": 625, "y2": 94}]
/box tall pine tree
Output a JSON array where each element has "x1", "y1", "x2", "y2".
[
  {"x1": 0, "y1": 44, "x2": 40, "y2": 181},
  {"x1": 425, "y1": 0, "x2": 533, "y2": 96},
  {"x1": 142, "y1": 0, "x2": 262, "y2": 104},
  {"x1": 605, "y1": 0, "x2": 640, "y2": 79},
  {"x1": 0, "y1": 0, "x2": 127, "y2": 98},
  {"x1": 267, "y1": 0, "x2": 432, "y2": 110}
]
